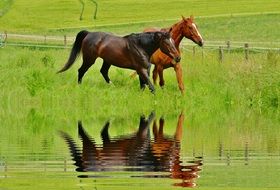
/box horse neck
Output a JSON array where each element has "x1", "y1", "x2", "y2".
[
  {"x1": 138, "y1": 34, "x2": 160, "y2": 57},
  {"x1": 168, "y1": 21, "x2": 185, "y2": 49}
]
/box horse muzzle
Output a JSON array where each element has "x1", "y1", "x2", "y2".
[
  {"x1": 175, "y1": 56, "x2": 181, "y2": 63},
  {"x1": 198, "y1": 40, "x2": 204, "y2": 47}
]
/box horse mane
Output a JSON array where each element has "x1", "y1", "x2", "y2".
[
  {"x1": 123, "y1": 32, "x2": 153, "y2": 40},
  {"x1": 124, "y1": 32, "x2": 161, "y2": 57},
  {"x1": 124, "y1": 32, "x2": 157, "y2": 46},
  {"x1": 163, "y1": 19, "x2": 184, "y2": 34}
]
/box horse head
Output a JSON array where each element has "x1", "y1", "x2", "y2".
[
  {"x1": 181, "y1": 15, "x2": 204, "y2": 47},
  {"x1": 155, "y1": 31, "x2": 181, "y2": 63}
]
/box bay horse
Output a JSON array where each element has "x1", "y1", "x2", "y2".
[
  {"x1": 60, "y1": 112, "x2": 202, "y2": 187},
  {"x1": 144, "y1": 15, "x2": 204, "y2": 93},
  {"x1": 57, "y1": 30, "x2": 180, "y2": 93}
]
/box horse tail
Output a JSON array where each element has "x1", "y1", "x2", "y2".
[{"x1": 57, "y1": 30, "x2": 89, "y2": 73}]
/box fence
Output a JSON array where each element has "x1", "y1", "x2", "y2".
[
  {"x1": 182, "y1": 40, "x2": 280, "y2": 62},
  {"x1": 0, "y1": 32, "x2": 74, "y2": 49},
  {"x1": 1, "y1": 32, "x2": 280, "y2": 61}
]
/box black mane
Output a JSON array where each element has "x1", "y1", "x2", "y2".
[{"x1": 124, "y1": 32, "x2": 161, "y2": 57}]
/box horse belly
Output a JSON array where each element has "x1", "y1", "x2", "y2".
[{"x1": 100, "y1": 47, "x2": 134, "y2": 69}]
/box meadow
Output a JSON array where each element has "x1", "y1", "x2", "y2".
[
  {"x1": 1, "y1": 0, "x2": 280, "y2": 148},
  {"x1": 1, "y1": 0, "x2": 280, "y2": 34},
  {"x1": 0, "y1": 0, "x2": 280, "y2": 147},
  {"x1": 0, "y1": 45, "x2": 279, "y2": 137},
  {"x1": 0, "y1": 1, "x2": 280, "y2": 189}
]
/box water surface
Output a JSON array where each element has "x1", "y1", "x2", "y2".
[{"x1": 0, "y1": 110, "x2": 279, "y2": 189}]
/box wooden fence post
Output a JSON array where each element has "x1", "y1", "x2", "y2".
[
  {"x1": 44, "y1": 35, "x2": 47, "y2": 44},
  {"x1": 219, "y1": 46, "x2": 224, "y2": 63},
  {"x1": 226, "y1": 41, "x2": 231, "y2": 52},
  {"x1": 64, "y1": 158, "x2": 67, "y2": 172},
  {"x1": 244, "y1": 43, "x2": 249, "y2": 60},
  {"x1": 4, "y1": 31, "x2": 7, "y2": 46},
  {"x1": 64, "y1": 35, "x2": 67, "y2": 47},
  {"x1": 219, "y1": 142, "x2": 223, "y2": 159},
  {"x1": 226, "y1": 152, "x2": 231, "y2": 166},
  {"x1": 245, "y1": 141, "x2": 249, "y2": 165}
]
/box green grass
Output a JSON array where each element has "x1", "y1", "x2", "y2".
[
  {"x1": 0, "y1": 0, "x2": 12, "y2": 17},
  {"x1": 1, "y1": 0, "x2": 280, "y2": 154},
  {"x1": 0, "y1": 46, "x2": 279, "y2": 122},
  {"x1": 1, "y1": 0, "x2": 280, "y2": 35}
]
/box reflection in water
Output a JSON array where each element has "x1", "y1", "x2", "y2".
[{"x1": 60, "y1": 112, "x2": 202, "y2": 187}]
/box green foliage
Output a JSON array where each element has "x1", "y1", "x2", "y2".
[
  {"x1": 41, "y1": 54, "x2": 55, "y2": 68},
  {"x1": 1, "y1": 46, "x2": 279, "y2": 114},
  {"x1": 25, "y1": 70, "x2": 54, "y2": 96}
]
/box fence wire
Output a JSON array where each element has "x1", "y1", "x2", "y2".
[{"x1": 1, "y1": 32, "x2": 279, "y2": 53}]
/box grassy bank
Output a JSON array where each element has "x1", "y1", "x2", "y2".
[{"x1": 0, "y1": 46, "x2": 279, "y2": 115}]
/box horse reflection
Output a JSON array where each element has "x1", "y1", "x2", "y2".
[{"x1": 60, "y1": 112, "x2": 202, "y2": 187}]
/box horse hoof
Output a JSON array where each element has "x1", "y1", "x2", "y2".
[{"x1": 109, "y1": 81, "x2": 115, "y2": 86}]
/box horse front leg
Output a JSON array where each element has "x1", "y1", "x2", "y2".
[
  {"x1": 174, "y1": 64, "x2": 184, "y2": 94},
  {"x1": 139, "y1": 76, "x2": 146, "y2": 90},
  {"x1": 137, "y1": 68, "x2": 155, "y2": 94},
  {"x1": 152, "y1": 65, "x2": 159, "y2": 85},
  {"x1": 139, "y1": 63, "x2": 152, "y2": 89},
  {"x1": 158, "y1": 66, "x2": 165, "y2": 87}
]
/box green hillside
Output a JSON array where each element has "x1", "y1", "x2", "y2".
[{"x1": 1, "y1": 0, "x2": 280, "y2": 37}]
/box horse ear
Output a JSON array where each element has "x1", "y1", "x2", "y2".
[
  {"x1": 168, "y1": 27, "x2": 173, "y2": 36},
  {"x1": 168, "y1": 27, "x2": 172, "y2": 33},
  {"x1": 190, "y1": 15, "x2": 194, "y2": 21},
  {"x1": 182, "y1": 15, "x2": 187, "y2": 21}
]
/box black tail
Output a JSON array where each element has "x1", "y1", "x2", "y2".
[{"x1": 57, "y1": 30, "x2": 89, "y2": 73}]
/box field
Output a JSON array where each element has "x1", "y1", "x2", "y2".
[
  {"x1": 1, "y1": 1, "x2": 280, "y2": 190},
  {"x1": 1, "y1": 0, "x2": 280, "y2": 156},
  {"x1": 1, "y1": 0, "x2": 280, "y2": 33}
]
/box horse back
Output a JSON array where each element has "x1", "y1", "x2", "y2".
[
  {"x1": 84, "y1": 32, "x2": 131, "y2": 62},
  {"x1": 144, "y1": 27, "x2": 161, "y2": 32}
]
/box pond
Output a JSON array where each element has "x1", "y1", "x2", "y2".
[{"x1": 0, "y1": 108, "x2": 279, "y2": 190}]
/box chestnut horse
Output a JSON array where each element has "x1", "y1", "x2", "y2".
[
  {"x1": 144, "y1": 16, "x2": 204, "y2": 93},
  {"x1": 60, "y1": 113, "x2": 202, "y2": 187},
  {"x1": 57, "y1": 30, "x2": 180, "y2": 93}
]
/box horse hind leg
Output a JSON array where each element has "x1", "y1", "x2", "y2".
[
  {"x1": 78, "y1": 55, "x2": 97, "y2": 84},
  {"x1": 100, "y1": 61, "x2": 111, "y2": 83},
  {"x1": 152, "y1": 65, "x2": 159, "y2": 85}
]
